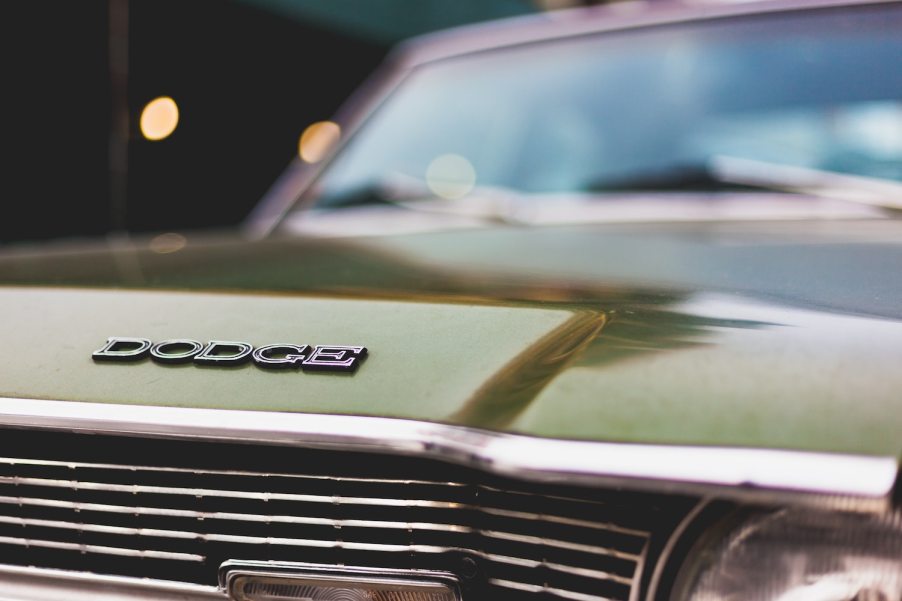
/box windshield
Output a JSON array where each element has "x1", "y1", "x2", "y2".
[{"x1": 309, "y1": 3, "x2": 902, "y2": 209}]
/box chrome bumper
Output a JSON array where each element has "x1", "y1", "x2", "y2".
[{"x1": 0, "y1": 565, "x2": 223, "y2": 601}]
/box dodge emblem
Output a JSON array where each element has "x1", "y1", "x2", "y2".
[{"x1": 93, "y1": 337, "x2": 367, "y2": 373}]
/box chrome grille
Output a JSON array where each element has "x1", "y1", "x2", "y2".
[{"x1": 0, "y1": 430, "x2": 692, "y2": 601}]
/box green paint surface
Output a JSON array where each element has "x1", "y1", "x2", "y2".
[
  {"x1": 0, "y1": 287, "x2": 575, "y2": 419},
  {"x1": 2, "y1": 218, "x2": 902, "y2": 457}
]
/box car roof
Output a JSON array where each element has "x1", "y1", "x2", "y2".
[{"x1": 392, "y1": 0, "x2": 899, "y2": 68}]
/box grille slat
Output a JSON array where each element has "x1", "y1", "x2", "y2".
[
  {"x1": 0, "y1": 534, "x2": 206, "y2": 562},
  {"x1": 0, "y1": 430, "x2": 693, "y2": 601},
  {"x1": 0, "y1": 457, "x2": 464, "y2": 487},
  {"x1": 0, "y1": 475, "x2": 462, "y2": 508},
  {"x1": 481, "y1": 506, "x2": 650, "y2": 538},
  {"x1": 484, "y1": 554, "x2": 634, "y2": 586},
  {"x1": 481, "y1": 530, "x2": 641, "y2": 561},
  {"x1": 491, "y1": 578, "x2": 619, "y2": 601},
  {"x1": 0, "y1": 495, "x2": 473, "y2": 532}
]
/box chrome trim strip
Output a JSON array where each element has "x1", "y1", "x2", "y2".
[
  {"x1": 0, "y1": 494, "x2": 472, "y2": 532},
  {"x1": 630, "y1": 533, "x2": 651, "y2": 601},
  {"x1": 0, "y1": 456, "x2": 465, "y2": 487},
  {"x1": 0, "y1": 535, "x2": 204, "y2": 562},
  {"x1": 0, "y1": 398, "x2": 894, "y2": 503},
  {"x1": 643, "y1": 499, "x2": 709, "y2": 601},
  {"x1": 0, "y1": 474, "x2": 461, "y2": 508},
  {"x1": 0, "y1": 515, "x2": 207, "y2": 540},
  {"x1": 486, "y1": 554, "x2": 634, "y2": 586},
  {"x1": 0, "y1": 517, "x2": 433, "y2": 553},
  {"x1": 395, "y1": 0, "x2": 902, "y2": 69},
  {"x1": 483, "y1": 530, "x2": 640, "y2": 561},
  {"x1": 0, "y1": 564, "x2": 223, "y2": 601},
  {"x1": 481, "y1": 506, "x2": 648, "y2": 538}
]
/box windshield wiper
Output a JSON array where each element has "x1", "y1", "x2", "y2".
[
  {"x1": 587, "y1": 156, "x2": 902, "y2": 211},
  {"x1": 708, "y1": 156, "x2": 902, "y2": 211},
  {"x1": 591, "y1": 156, "x2": 902, "y2": 210}
]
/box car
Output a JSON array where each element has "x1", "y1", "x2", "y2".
[{"x1": 0, "y1": 0, "x2": 901, "y2": 600}]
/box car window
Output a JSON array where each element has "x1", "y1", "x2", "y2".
[{"x1": 308, "y1": 3, "x2": 902, "y2": 207}]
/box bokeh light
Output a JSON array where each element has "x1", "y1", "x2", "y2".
[
  {"x1": 425, "y1": 154, "x2": 477, "y2": 199},
  {"x1": 140, "y1": 96, "x2": 179, "y2": 141},
  {"x1": 149, "y1": 232, "x2": 187, "y2": 254},
  {"x1": 299, "y1": 121, "x2": 341, "y2": 163}
]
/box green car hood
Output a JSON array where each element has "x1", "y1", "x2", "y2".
[{"x1": 1, "y1": 217, "x2": 901, "y2": 457}]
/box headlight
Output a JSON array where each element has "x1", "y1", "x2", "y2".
[{"x1": 672, "y1": 509, "x2": 902, "y2": 601}]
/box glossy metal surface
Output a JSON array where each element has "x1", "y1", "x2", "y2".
[
  {"x1": 643, "y1": 501, "x2": 710, "y2": 601},
  {"x1": 91, "y1": 337, "x2": 152, "y2": 362},
  {"x1": 0, "y1": 565, "x2": 223, "y2": 601},
  {"x1": 0, "y1": 398, "x2": 894, "y2": 505}
]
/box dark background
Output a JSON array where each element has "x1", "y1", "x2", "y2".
[{"x1": 3, "y1": 0, "x2": 551, "y2": 244}]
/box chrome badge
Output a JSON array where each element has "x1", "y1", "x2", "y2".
[{"x1": 93, "y1": 337, "x2": 367, "y2": 373}]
